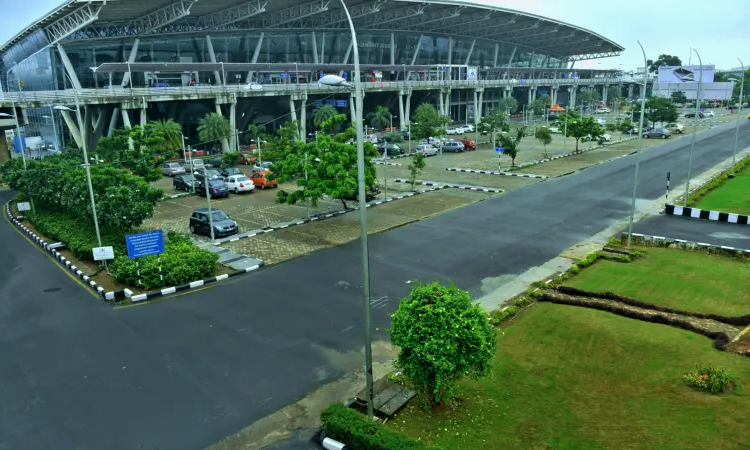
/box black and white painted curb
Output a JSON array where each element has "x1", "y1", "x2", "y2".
[
  {"x1": 166, "y1": 192, "x2": 192, "y2": 199},
  {"x1": 5, "y1": 202, "x2": 114, "y2": 300},
  {"x1": 394, "y1": 178, "x2": 504, "y2": 193},
  {"x1": 5, "y1": 202, "x2": 264, "y2": 303},
  {"x1": 665, "y1": 204, "x2": 750, "y2": 225},
  {"x1": 212, "y1": 186, "x2": 447, "y2": 245},
  {"x1": 622, "y1": 232, "x2": 750, "y2": 254},
  {"x1": 446, "y1": 167, "x2": 548, "y2": 179},
  {"x1": 373, "y1": 160, "x2": 404, "y2": 166}
]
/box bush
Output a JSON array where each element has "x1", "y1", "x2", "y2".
[
  {"x1": 569, "y1": 264, "x2": 580, "y2": 274},
  {"x1": 111, "y1": 233, "x2": 219, "y2": 290},
  {"x1": 683, "y1": 366, "x2": 733, "y2": 394},
  {"x1": 320, "y1": 403, "x2": 424, "y2": 450},
  {"x1": 515, "y1": 296, "x2": 533, "y2": 307},
  {"x1": 577, "y1": 251, "x2": 601, "y2": 268},
  {"x1": 26, "y1": 208, "x2": 127, "y2": 261},
  {"x1": 488, "y1": 308, "x2": 509, "y2": 326}
]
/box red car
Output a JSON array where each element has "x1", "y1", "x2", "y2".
[{"x1": 461, "y1": 138, "x2": 477, "y2": 151}]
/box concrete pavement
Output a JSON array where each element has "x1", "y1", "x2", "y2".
[
  {"x1": 634, "y1": 215, "x2": 750, "y2": 250},
  {"x1": 1, "y1": 120, "x2": 749, "y2": 450}
]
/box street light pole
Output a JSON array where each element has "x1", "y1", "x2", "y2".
[
  {"x1": 3, "y1": 105, "x2": 35, "y2": 214},
  {"x1": 339, "y1": 0, "x2": 374, "y2": 420},
  {"x1": 626, "y1": 41, "x2": 648, "y2": 250},
  {"x1": 684, "y1": 48, "x2": 703, "y2": 206},
  {"x1": 732, "y1": 58, "x2": 745, "y2": 176}
]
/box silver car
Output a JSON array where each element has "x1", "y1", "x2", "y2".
[
  {"x1": 415, "y1": 144, "x2": 438, "y2": 156},
  {"x1": 441, "y1": 141, "x2": 465, "y2": 152},
  {"x1": 162, "y1": 162, "x2": 185, "y2": 176}
]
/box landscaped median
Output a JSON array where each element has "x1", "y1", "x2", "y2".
[
  {"x1": 5, "y1": 201, "x2": 261, "y2": 303},
  {"x1": 319, "y1": 244, "x2": 750, "y2": 450}
]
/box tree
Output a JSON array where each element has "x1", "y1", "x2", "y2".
[
  {"x1": 498, "y1": 96, "x2": 518, "y2": 114},
  {"x1": 647, "y1": 54, "x2": 682, "y2": 74},
  {"x1": 671, "y1": 90, "x2": 688, "y2": 104},
  {"x1": 535, "y1": 126, "x2": 552, "y2": 159},
  {"x1": 312, "y1": 104, "x2": 338, "y2": 129},
  {"x1": 607, "y1": 85, "x2": 623, "y2": 108},
  {"x1": 412, "y1": 103, "x2": 449, "y2": 140},
  {"x1": 148, "y1": 118, "x2": 183, "y2": 152},
  {"x1": 407, "y1": 152, "x2": 426, "y2": 191},
  {"x1": 559, "y1": 111, "x2": 603, "y2": 151},
  {"x1": 270, "y1": 118, "x2": 379, "y2": 210},
  {"x1": 383, "y1": 131, "x2": 404, "y2": 143},
  {"x1": 389, "y1": 281, "x2": 496, "y2": 406},
  {"x1": 222, "y1": 151, "x2": 242, "y2": 167},
  {"x1": 536, "y1": 93, "x2": 552, "y2": 107},
  {"x1": 580, "y1": 90, "x2": 601, "y2": 106},
  {"x1": 198, "y1": 112, "x2": 232, "y2": 153},
  {"x1": 95, "y1": 126, "x2": 164, "y2": 181},
  {"x1": 367, "y1": 105, "x2": 391, "y2": 130},
  {"x1": 498, "y1": 126, "x2": 526, "y2": 167},
  {"x1": 633, "y1": 97, "x2": 678, "y2": 127}
]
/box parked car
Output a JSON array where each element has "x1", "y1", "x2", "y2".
[
  {"x1": 401, "y1": 129, "x2": 412, "y2": 140},
  {"x1": 189, "y1": 208, "x2": 238, "y2": 238},
  {"x1": 224, "y1": 175, "x2": 255, "y2": 194},
  {"x1": 462, "y1": 124, "x2": 475, "y2": 132},
  {"x1": 666, "y1": 123, "x2": 685, "y2": 134},
  {"x1": 415, "y1": 143, "x2": 439, "y2": 156},
  {"x1": 595, "y1": 118, "x2": 606, "y2": 126},
  {"x1": 547, "y1": 114, "x2": 559, "y2": 121},
  {"x1": 549, "y1": 126, "x2": 562, "y2": 134},
  {"x1": 187, "y1": 158, "x2": 205, "y2": 172},
  {"x1": 446, "y1": 126, "x2": 460, "y2": 135},
  {"x1": 461, "y1": 138, "x2": 477, "y2": 150},
  {"x1": 703, "y1": 110, "x2": 715, "y2": 118},
  {"x1": 195, "y1": 179, "x2": 230, "y2": 198},
  {"x1": 441, "y1": 141, "x2": 465, "y2": 152},
  {"x1": 251, "y1": 170, "x2": 277, "y2": 189},
  {"x1": 684, "y1": 112, "x2": 705, "y2": 119},
  {"x1": 162, "y1": 162, "x2": 185, "y2": 177},
  {"x1": 194, "y1": 169, "x2": 224, "y2": 182},
  {"x1": 377, "y1": 142, "x2": 403, "y2": 154},
  {"x1": 643, "y1": 128, "x2": 670, "y2": 139},
  {"x1": 173, "y1": 174, "x2": 198, "y2": 192},
  {"x1": 595, "y1": 108, "x2": 611, "y2": 114},
  {"x1": 220, "y1": 167, "x2": 244, "y2": 178},
  {"x1": 252, "y1": 161, "x2": 273, "y2": 172},
  {"x1": 421, "y1": 137, "x2": 444, "y2": 147}
]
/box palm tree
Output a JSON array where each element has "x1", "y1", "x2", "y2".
[
  {"x1": 312, "y1": 104, "x2": 337, "y2": 129},
  {"x1": 149, "y1": 118, "x2": 183, "y2": 152},
  {"x1": 367, "y1": 105, "x2": 391, "y2": 130},
  {"x1": 198, "y1": 112, "x2": 231, "y2": 153}
]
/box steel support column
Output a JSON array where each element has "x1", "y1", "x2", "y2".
[
  {"x1": 299, "y1": 93, "x2": 307, "y2": 141},
  {"x1": 493, "y1": 43, "x2": 499, "y2": 67},
  {"x1": 60, "y1": 110, "x2": 83, "y2": 149},
  {"x1": 246, "y1": 32, "x2": 265, "y2": 83},
  {"x1": 312, "y1": 32, "x2": 319, "y2": 64},
  {"x1": 230, "y1": 95, "x2": 237, "y2": 151},
  {"x1": 398, "y1": 91, "x2": 405, "y2": 130},
  {"x1": 290, "y1": 96, "x2": 299, "y2": 139},
  {"x1": 57, "y1": 44, "x2": 83, "y2": 90},
  {"x1": 108, "y1": 107, "x2": 119, "y2": 137},
  {"x1": 120, "y1": 38, "x2": 140, "y2": 87},
  {"x1": 206, "y1": 35, "x2": 222, "y2": 85}
]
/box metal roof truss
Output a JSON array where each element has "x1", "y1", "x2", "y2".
[
  {"x1": 44, "y1": 2, "x2": 105, "y2": 45},
  {"x1": 196, "y1": 1, "x2": 268, "y2": 30}
]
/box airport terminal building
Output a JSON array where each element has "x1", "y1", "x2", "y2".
[{"x1": 0, "y1": 0, "x2": 627, "y2": 155}]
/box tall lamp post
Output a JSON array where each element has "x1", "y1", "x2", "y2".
[
  {"x1": 324, "y1": 0, "x2": 374, "y2": 419},
  {"x1": 626, "y1": 41, "x2": 649, "y2": 249},
  {"x1": 731, "y1": 58, "x2": 745, "y2": 176},
  {"x1": 684, "y1": 48, "x2": 702, "y2": 206}
]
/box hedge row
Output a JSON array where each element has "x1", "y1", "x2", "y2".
[
  {"x1": 540, "y1": 292, "x2": 730, "y2": 351},
  {"x1": 26, "y1": 208, "x2": 128, "y2": 261},
  {"x1": 110, "y1": 233, "x2": 219, "y2": 290},
  {"x1": 556, "y1": 286, "x2": 750, "y2": 327},
  {"x1": 320, "y1": 403, "x2": 425, "y2": 450}
]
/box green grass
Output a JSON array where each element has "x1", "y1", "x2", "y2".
[
  {"x1": 565, "y1": 248, "x2": 750, "y2": 317},
  {"x1": 389, "y1": 303, "x2": 750, "y2": 450},
  {"x1": 695, "y1": 164, "x2": 750, "y2": 215}
]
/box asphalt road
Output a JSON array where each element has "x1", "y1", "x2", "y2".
[
  {"x1": 634, "y1": 215, "x2": 750, "y2": 249},
  {"x1": 2, "y1": 121, "x2": 749, "y2": 450}
]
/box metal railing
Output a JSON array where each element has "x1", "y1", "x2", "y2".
[{"x1": 0, "y1": 77, "x2": 634, "y2": 106}]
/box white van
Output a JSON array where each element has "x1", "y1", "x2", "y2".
[{"x1": 188, "y1": 158, "x2": 205, "y2": 172}]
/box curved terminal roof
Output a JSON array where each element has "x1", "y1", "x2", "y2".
[{"x1": 1, "y1": 0, "x2": 623, "y2": 61}]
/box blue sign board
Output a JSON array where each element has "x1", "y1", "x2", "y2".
[
  {"x1": 495, "y1": 147, "x2": 505, "y2": 153},
  {"x1": 538, "y1": 89, "x2": 548, "y2": 95},
  {"x1": 313, "y1": 100, "x2": 323, "y2": 107},
  {"x1": 280, "y1": 73, "x2": 287, "y2": 79},
  {"x1": 325, "y1": 99, "x2": 336, "y2": 107},
  {"x1": 125, "y1": 230, "x2": 165, "y2": 260},
  {"x1": 336, "y1": 99, "x2": 348, "y2": 107},
  {"x1": 12, "y1": 136, "x2": 26, "y2": 153}
]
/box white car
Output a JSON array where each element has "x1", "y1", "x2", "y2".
[
  {"x1": 422, "y1": 137, "x2": 444, "y2": 147},
  {"x1": 549, "y1": 126, "x2": 562, "y2": 134},
  {"x1": 595, "y1": 108, "x2": 611, "y2": 114},
  {"x1": 703, "y1": 110, "x2": 715, "y2": 118},
  {"x1": 415, "y1": 144, "x2": 439, "y2": 156},
  {"x1": 446, "y1": 126, "x2": 460, "y2": 135},
  {"x1": 224, "y1": 175, "x2": 255, "y2": 193},
  {"x1": 596, "y1": 118, "x2": 606, "y2": 126},
  {"x1": 253, "y1": 161, "x2": 272, "y2": 172},
  {"x1": 365, "y1": 134, "x2": 378, "y2": 144},
  {"x1": 463, "y1": 124, "x2": 475, "y2": 132}
]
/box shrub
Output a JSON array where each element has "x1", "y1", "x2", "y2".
[
  {"x1": 515, "y1": 296, "x2": 533, "y2": 307},
  {"x1": 683, "y1": 366, "x2": 733, "y2": 394},
  {"x1": 505, "y1": 305, "x2": 518, "y2": 316},
  {"x1": 111, "y1": 233, "x2": 219, "y2": 290},
  {"x1": 26, "y1": 208, "x2": 127, "y2": 261},
  {"x1": 320, "y1": 403, "x2": 424, "y2": 450},
  {"x1": 528, "y1": 289, "x2": 542, "y2": 299},
  {"x1": 488, "y1": 308, "x2": 509, "y2": 326},
  {"x1": 569, "y1": 264, "x2": 580, "y2": 274},
  {"x1": 389, "y1": 281, "x2": 496, "y2": 406},
  {"x1": 577, "y1": 251, "x2": 601, "y2": 268}
]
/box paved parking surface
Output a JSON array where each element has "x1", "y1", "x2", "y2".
[{"x1": 634, "y1": 214, "x2": 750, "y2": 250}]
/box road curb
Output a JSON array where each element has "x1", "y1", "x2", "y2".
[
  {"x1": 664, "y1": 204, "x2": 750, "y2": 225},
  {"x1": 621, "y1": 231, "x2": 750, "y2": 254},
  {"x1": 393, "y1": 178, "x2": 504, "y2": 193},
  {"x1": 446, "y1": 167, "x2": 549, "y2": 179}
]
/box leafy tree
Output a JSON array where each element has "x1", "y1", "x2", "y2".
[
  {"x1": 536, "y1": 93, "x2": 552, "y2": 107},
  {"x1": 607, "y1": 85, "x2": 623, "y2": 108},
  {"x1": 407, "y1": 152, "x2": 426, "y2": 191},
  {"x1": 312, "y1": 104, "x2": 338, "y2": 129},
  {"x1": 633, "y1": 97, "x2": 678, "y2": 127},
  {"x1": 270, "y1": 119, "x2": 378, "y2": 210},
  {"x1": 383, "y1": 131, "x2": 404, "y2": 143},
  {"x1": 618, "y1": 120, "x2": 634, "y2": 133},
  {"x1": 534, "y1": 126, "x2": 553, "y2": 159},
  {"x1": 246, "y1": 123, "x2": 267, "y2": 146},
  {"x1": 478, "y1": 109, "x2": 510, "y2": 137},
  {"x1": 559, "y1": 111, "x2": 603, "y2": 151},
  {"x1": 671, "y1": 90, "x2": 688, "y2": 104},
  {"x1": 412, "y1": 103, "x2": 449, "y2": 140},
  {"x1": 389, "y1": 281, "x2": 496, "y2": 406},
  {"x1": 222, "y1": 151, "x2": 242, "y2": 167},
  {"x1": 95, "y1": 125, "x2": 163, "y2": 181},
  {"x1": 198, "y1": 112, "x2": 232, "y2": 153},
  {"x1": 647, "y1": 54, "x2": 682, "y2": 74},
  {"x1": 605, "y1": 123, "x2": 618, "y2": 133},
  {"x1": 367, "y1": 105, "x2": 391, "y2": 130},
  {"x1": 498, "y1": 126, "x2": 526, "y2": 167},
  {"x1": 148, "y1": 118, "x2": 183, "y2": 152},
  {"x1": 498, "y1": 96, "x2": 518, "y2": 114},
  {"x1": 580, "y1": 90, "x2": 601, "y2": 106}
]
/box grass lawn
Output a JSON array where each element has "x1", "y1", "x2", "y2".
[
  {"x1": 390, "y1": 303, "x2": 750, "y2": 450},
  {"x1": 695, "y1": 164, "x2": 750, "y2": 215},
  {"x1": 566, "y1": 248, "x2": 750, "y2": 317}
]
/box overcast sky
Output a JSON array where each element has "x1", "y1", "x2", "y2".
[{"x1": 0, "y1": 0, "x2": 746, "y2": 70}]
